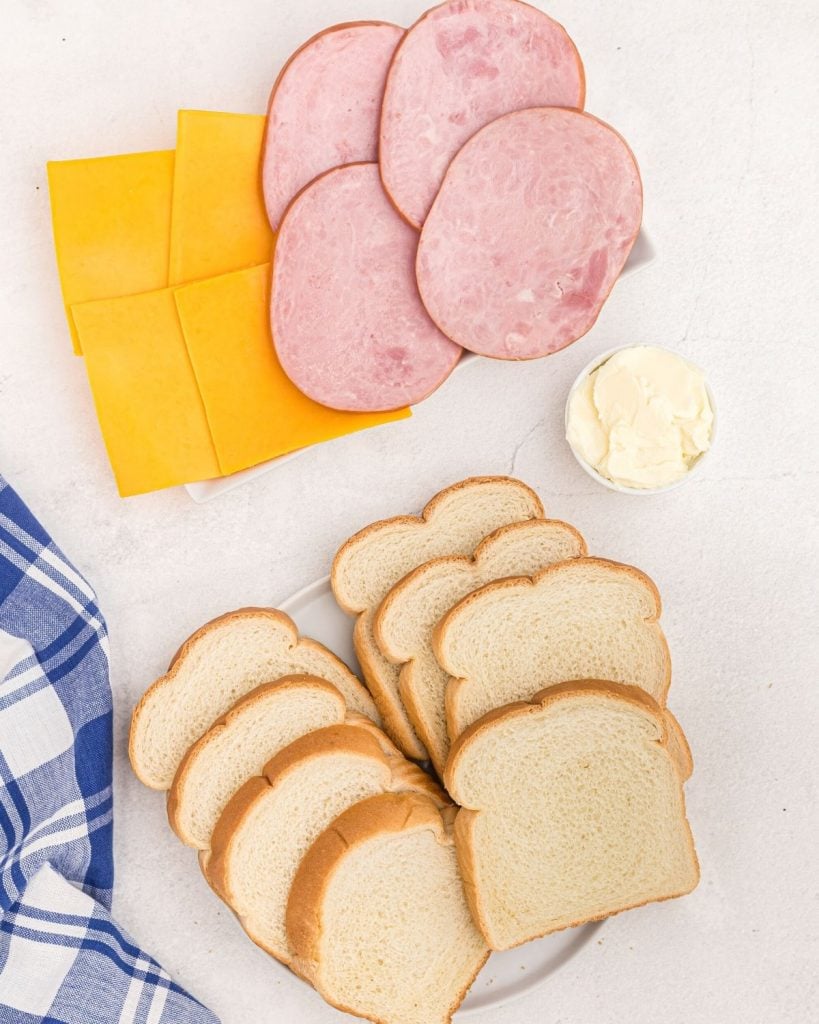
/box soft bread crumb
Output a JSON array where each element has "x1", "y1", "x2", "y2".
[{"x1": 445, "y1": 684, "x2": 699, "y2": 950}]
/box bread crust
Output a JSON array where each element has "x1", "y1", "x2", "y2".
[
  {"x1": 167, "y1": 674, "x2": 345, "y2": 847},
  {"x1": 330, "y1": 476, "x2": 543, "y2": 760},
  {"x1": 331, "y1": 476, "x2": 543, "y2": 612},
  {"x1": 435, "y1": 556, "x2": 672, "y2": 740},
  {"x1": 206, "y1": 725, "x2": 447, "y2": 966},
  {"x1": 129, "y1": 606, "x2": 379, "y2": 790},
  {"x1": 445, "y1": 679, "x2": 668, "y2": 789},
  {"x1": 354, "y1": 612, "x2": 428, "y2": 760},
  {"x1": 374, "y1": 517, "x2": 587, "y2": 771},
  {"x1": 286, "y1": 792, "x2": 488, "y2": 1024},
  {"x1": 374, "y1": 517, "x2": 587, "y2": 662},
  {"x1": 664, "y1": 707, "x2": 694, "y2": 781},
  {"x1": 445, "y1": 681, "x2": 700, "y2": 949}
]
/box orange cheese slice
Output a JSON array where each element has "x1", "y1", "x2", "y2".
[
  {"x1": 173, "y1": 264, "x2": 410, "y2": 475},
  {"x1": 47, "y1": 151, "x2": 175, "y2": 354},
  {"x1": 169, "y1": 110, "x2": 274, "y2": 285},
  {"x1": 71, "y1": 289, "x2": 220, "y2": 496}
]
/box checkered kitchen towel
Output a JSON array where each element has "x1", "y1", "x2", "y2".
[{"x1": 0, "y1": 476, "x2": 218, "y2": 1023}]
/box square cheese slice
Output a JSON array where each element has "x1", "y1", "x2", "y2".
[
  {"x1": 71, "y1": 289, "x2": 220, "y2": 496},
  {"x1": 47, "y1": 151, "x2": 175, "y2": 354},
  {"x1": 174, "y1": 264, "x2": 410, "y2": 475},
  {"x1": 169, "y1": 110, "x2": 274, "y2": 285}
]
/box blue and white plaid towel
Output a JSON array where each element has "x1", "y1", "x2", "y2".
[{"x1": 0, "y1": 476, "x2": 218, "y2": 1024}]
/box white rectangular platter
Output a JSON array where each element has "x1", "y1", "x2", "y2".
[{"x1": 185, "y1": 229, "x2": 656, "y2": 503}]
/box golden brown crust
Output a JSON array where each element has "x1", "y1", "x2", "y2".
[
  {"x1": 397, "y1": 662, "x2": 445, "y2": 772},
  {"x1": 379, "y1": 0, "x2": 586, "y2": 230},
  {"x1": 444, "y1": 678, "x2": 668, "y2": 794},
  {"x1": 206, "y1": 724, "x2": 447, "y2": 937},
  {"x1": 663, "y1": 708, "x2": 694, "y2": 781},
  {"x1": 435, "y1": 556, "x2": 672, "y2": 740},
  {"x1": 206, "y1": 774, "x2": 270, "y2": 902},
  {"x1": 307, "y1": 949, "x2": 490, "y2": 1024},
  {"x1": 206, "y1": 722, "x2": 386, "y2": 905},
  {"x1": 474, "y1": 517, "x2": 587, "y2": 562},
  {"x1": 473, "y1": 871, "x2": 700, "y2": 951},
  {"x1": 129, "y1": 606, "x2": 377, "y2": 790},
  {"x1": 286, "y1": 792, "x2": 448, "y2": 969},
  {"x1": 331, "y1": 476, "x2": 543, "y2": 612},
  {"x1": 288, "y1": 790, "x2": 487, "y2": 1023},
  {"x1": 331, "y1": 477, "x2": 543, "y2": 762},
  {"x1": 375, "y1": 517, "x2": 587, "y2": 772},
  {"x1": 353, "y1": 613, "x2": 428, "y2": 760},
  {"x1": 166, "y1": 675, "x2": 344, "y2": 846},
  {"x1": 374, "y1": 517, "x2": 587, "y2": 663},
  {"x1": 165, "y1": 606, "x2": 285, "y2": 671}
]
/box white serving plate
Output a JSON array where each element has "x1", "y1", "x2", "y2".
[
  {"x1": 280, "y1": 576, "x2": 602, "y2": 1017},
  {"x1": 185, "y1": 230, "x2": 656, "y2": 503}
]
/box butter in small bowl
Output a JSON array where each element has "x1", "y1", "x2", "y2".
[{"x1": 565, "y1": 346, "x2": 715, "y2": 493}]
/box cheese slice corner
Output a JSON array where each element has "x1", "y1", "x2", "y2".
[
  {"x1": 47, "y1": 150, "x2": 175, "y2": 354},
  {"x1": 71, "y1": 288, "x2": 219, "y2": 497}
]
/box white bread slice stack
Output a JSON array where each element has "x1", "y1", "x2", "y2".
[
  {"x1": 332, "y1": 477, "x2": 543, "y2": 759},
  {"x1": 286, "y1": 791, "x2": 489, "y2": 1024},
  {"x1": 207, "y1": 722, "x2": 446, "y2": 965},
  {"x1": 444, "y1": 681, "x2": 699, "y2": 950},
  {"x1": 167, "y1": 676, "x2": 348, "y2": 852},
  {"x1": 129, "y1": 607, "x2": 379, "y2": 790},
  {"x1": 375, "y1": 518, "x2": 587, "y2": 773},
  {"x1": 437, "y1": 557, "x2": 671, "y2": 740}
]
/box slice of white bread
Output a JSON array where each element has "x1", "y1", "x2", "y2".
[
  {"x1": 286, "y1": 791, "x2": 489, "y2": 1024},
  {"x1": 375, "y1": 518, "x2": 587, "y2": 773},
  {"x1": 207, "y1": 723, "x2": 446, "y2": 965},
  {"x1": 130, "y1": 607, "x2": 379, "y2": 790},
  {"x1": 444, "y1": 681, "x2": 700, "y2": 950},
  {"x1": 436, "y1": 557, "x2": 671, "y2": 740},
  {"x1": 331, "y1": 477, "x2": 543, "y2": 759},
  {"x1": 168, "y1": 676, "x2": 350, "y2": 850}
]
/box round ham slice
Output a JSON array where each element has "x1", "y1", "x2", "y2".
[
  {"x1": 415, "y1": 107, "x2": 643, "y2": 360},
  {"x1": 262, "y1": 21, "x2": 404, "y2": 230},
  {"x1": 380, "y1": 0, "x2": 584, "y2": 228},
  {"x1": 271, "y1": 163, "x2": 461, "y2": 412}
]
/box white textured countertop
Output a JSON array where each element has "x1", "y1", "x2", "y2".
[{"x1": 1, "y1": 1, "x2": 817, "y2": 1021}]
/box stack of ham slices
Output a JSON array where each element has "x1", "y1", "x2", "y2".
[{"x1": 264, "y1": 0, "x2": 643, "y2": 413}]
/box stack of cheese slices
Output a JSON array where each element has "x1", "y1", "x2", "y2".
[{"x1": 130, "y1": 477, "x2": 699, "y2": 1024}]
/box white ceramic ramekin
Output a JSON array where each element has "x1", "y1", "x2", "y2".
[{"x1": 564, "y1": 346, "x2": 717, "y2": 495}]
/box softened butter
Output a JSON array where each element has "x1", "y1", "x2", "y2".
[{"x1": 566, "y1": 346, "x2": 713, "y2": 489}]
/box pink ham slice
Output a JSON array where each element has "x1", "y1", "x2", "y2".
[
  {"x1": 380, "y1": 0, "x2": 584, "y2": 229},
  {"x1": 271, "y1": 163, "x2": 461, "y2": 412},
  {"x1": 262, "y1": 21, "x2": 404, "y2": 230},
  {"x1": 415, "y1": 107, "x2": 643, "y2": 360}
]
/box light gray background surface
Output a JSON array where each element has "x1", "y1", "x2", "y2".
[{"x1": 1, "y1": 1, "x2": 817, "y2": 1021}]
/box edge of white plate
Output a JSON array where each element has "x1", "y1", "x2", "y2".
[{"x1": 185, "y1": 229, "x2": 657, "y2": 504}]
